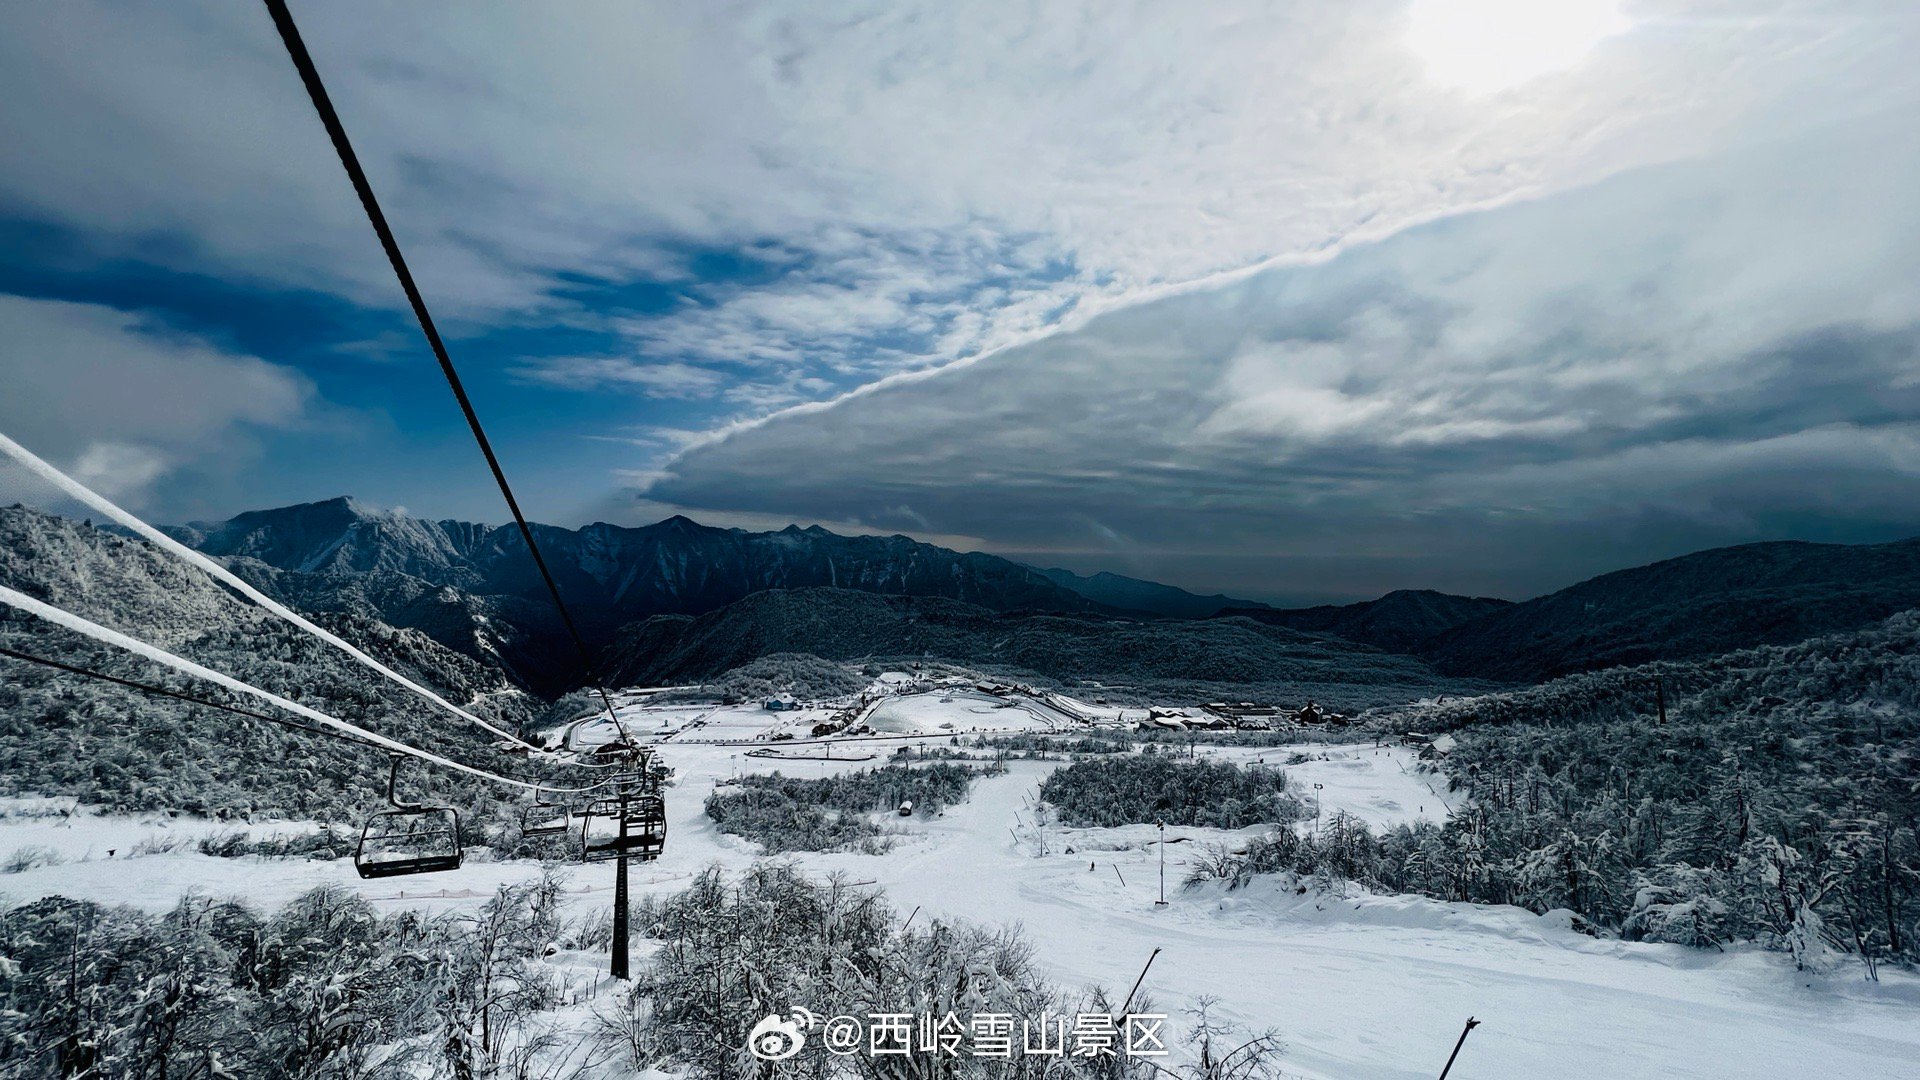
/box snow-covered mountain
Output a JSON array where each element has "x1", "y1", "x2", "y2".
[
  {"x1": 160, "y1": 499, "x2": 1193, "y2": 691},
  {"x1": 167, "y1": 498, "x2": 1110, "y2": 622},
  {"x1": 157, "y1": 499, "x2": 1920, "y2": 694}
]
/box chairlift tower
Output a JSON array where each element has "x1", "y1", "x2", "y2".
[
  {"x1": 612, "y1": 784, "x2": 631, "y2": 980},
  {"x1": 581, "y1": 751, "x2": 668, "y2": 980}
]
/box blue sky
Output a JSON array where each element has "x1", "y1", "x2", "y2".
[{"x1": 3, "y1": 1, "x2": 1919, "y2": 603}]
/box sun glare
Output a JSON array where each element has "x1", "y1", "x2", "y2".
[{"x1": 1405, "y1": 0, "x2": 1633, "y2": 95}]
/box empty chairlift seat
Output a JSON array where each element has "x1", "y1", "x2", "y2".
[
  {"x1": 356, "y1": 808, "x2": 462, "y2": 878},
  {"x1": 520, "y1": 787, "x2": 575, "y2": 838},
  {"x1": 354, "y1": 756, "x2": 463, "y2": 879}
]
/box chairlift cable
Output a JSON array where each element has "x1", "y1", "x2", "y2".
[
  {"x1": 0, "y1": 431, "x2": 553, "y2": 757},
  {"x1": 259, "y1": 0, "x2": 637, "y2": 754},
  {"x1": 0, "y1": 585, "x2": 612, "y2": 795}
]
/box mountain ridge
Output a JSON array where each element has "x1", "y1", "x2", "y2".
[
  {"x1": 1032, "y1": 565, "x2": 1269, "y2": 618},
  {"x1": 156, "y1": 498, "x2": 1920, "y2": 692},
  {"x1": 598, "y1": 586, "x2": 1489, "y2": 708},
  {"x1": 162, "y1": 498, "x2": 1136, "y2": 691},
  {"x1": 167, "y1": 497, "x2": 1109, "y2": 621},
  {"x1": 1218, "y1": 588, "x2": 1512, "y2": 654},
  {"x1": 1422, "y1": 535, "x2": 1920, "y2": 681}
]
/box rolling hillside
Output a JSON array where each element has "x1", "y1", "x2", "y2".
[
  {"x1": 1422, "y1": 536, "x2": 1920, "y2": 682},
  {"x1": 599, "y1": 587, "x2": 1488, "y2": 706},
  {"x1": 1218, "y1": 589, "x2": 1511, "y2": 655},
  {"x1": 1033, "y1": 566, "x2": 1269, "y2": 617}
]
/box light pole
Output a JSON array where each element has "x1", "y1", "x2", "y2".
[
  {"x1": 1313, "y1": 783, "x2": 1324, "y2": 836},
  {"x1": 1155, "y1": 821, "x2": 1168, "y2": 906}
]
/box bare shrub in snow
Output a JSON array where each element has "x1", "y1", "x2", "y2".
[{"x1": 0, "y1": 845, "x2": 62, "y2": 874}]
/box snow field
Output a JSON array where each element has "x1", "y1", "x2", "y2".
[{"x1": 4, "y1": 721, "x2": 1918, "y2": 1078}]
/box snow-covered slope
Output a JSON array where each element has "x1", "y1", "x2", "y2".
[{"x1": 6, "y1": 715, "x2": 1915, "y2": 1079}]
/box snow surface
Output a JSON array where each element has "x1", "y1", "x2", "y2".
[
  {"x1": 865, "y1": 689, "x2": 1055, "y2": 734},
  {"x1": 1187, "y1": 743, "x2": 1463, "y2": 832},
  {"x1": 5, "y1": 703, "x2": 1918, "y2": 1079}
]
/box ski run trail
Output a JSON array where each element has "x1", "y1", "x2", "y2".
[{"x1": 3, "y1": 690, "x2": 1918, "y2": 1080}]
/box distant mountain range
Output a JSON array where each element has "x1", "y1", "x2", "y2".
[
  {"x1": 131, "y1": 497, "x2": 1920, "y2": 693},
  {"x1": 157, "y1": 498, "x2": 1243, "y2": 691},
  {"x1": 166, "y1": 497, "x2": 1109, "y2": 619},
  {"x1": 1217, "y1": 589, "x2": 1511, "y2": 655},
  {"x1": 1032, "y1": 566, "x2": 1267, "y2": 618}
]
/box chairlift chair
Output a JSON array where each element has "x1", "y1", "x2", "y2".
[
  {"x1": 519, "y1": 785, "x2": 575, "y2": 838},
  {"x1": 580, "y1": 781, "x2": 667, "y2": 863},
  {"x1": 354, "y1": 755, "x2": 462, "y2": 879}
]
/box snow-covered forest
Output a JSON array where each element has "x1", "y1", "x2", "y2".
[
  {"x1": 1039, "y1": 755, "x2": 1302, "y2": 830},
  {"x1": 704, "y1": 762, "x2": 994, "y2": 852}
]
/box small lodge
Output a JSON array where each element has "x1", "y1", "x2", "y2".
[
  {"x1": 1291, "y1": 700, "x2": 1353, "y2": 727},
  {"x1": 763, "y1": 694, "x2": 798, "y2": 712},
  {"x1": 1147, "y1": 707, "x2": 1192, "y2": 730}
]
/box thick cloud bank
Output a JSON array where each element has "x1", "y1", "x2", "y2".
[{"x1": 647, "y1": 121, "x2": 1920, "y2": 601}]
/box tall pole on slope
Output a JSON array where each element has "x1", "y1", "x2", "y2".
[
  {"x1": 1437, "y1": 1017, "x2": 1480, "y2": 1080},
  {"x1": 1156, "y1": 822, "x2": 1168, "y2": 906},
  {"x1": 612, "y1": 788, "x2": 631, "y2": 980}
]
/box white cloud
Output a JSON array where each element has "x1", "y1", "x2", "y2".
[
  {"x1": 68, "y1": 442, "x2": 173, "y2": 501},
  {"x1": 8, "y1": 0, "x2": 1920, "y2": 578},
  {"x1": 511, "y1": 356, "x2": 725, "y2": 397},
  {"x1": 0, "y1": 295, "x2": 318, "y2": 508}
]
